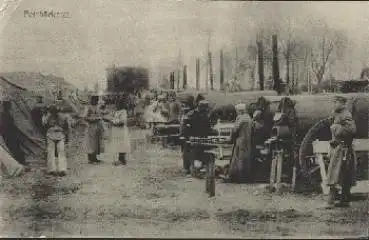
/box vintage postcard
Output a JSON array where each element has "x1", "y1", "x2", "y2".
[{"x1": 0, "y1": 0, "x2": 368, "y2": 238}]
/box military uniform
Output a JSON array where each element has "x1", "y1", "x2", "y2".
[
  {"x1": 326, "y1": 96, "x2": 357, "y2": 207},
  {"x1": 43, "y1": 105, "x2": 70, "y2": 176},
  {"x1": 184, "y1": 101, "x2": 213, "y2": 175},
  {"x1": 228, "y1": 103, "x2": 254, "y2": 183},
  {"x1": 82, "y1": 95, "x2": 105, "y2": 164},
  {"x1": 31, "y1": 96, "x2": 47, "y2": 136}
]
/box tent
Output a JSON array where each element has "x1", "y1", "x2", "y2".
[
  {"x1": 0, "y1": 74, "x2": 46, "y2": 158},
  {"x1": 0, "y1": 72, "x2": 82, "y2": 113},
  {"x1": 0, "y1": 135, "x2": 24, "y2": 177}
]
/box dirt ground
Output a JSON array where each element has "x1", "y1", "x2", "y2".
[{"x1": 1, "y1": 128, "x2": 369, "y2": 238}]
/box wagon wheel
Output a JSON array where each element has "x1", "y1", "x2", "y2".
[{"x1": 297, "y1": 117, "x2": 333, "y2": 193}]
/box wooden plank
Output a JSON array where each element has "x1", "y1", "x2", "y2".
[
  {"x1": 276, "y1": 151, "x2": 283, "y2": 193},
  {"x1": 291, "y1": 166, "x2": 297, "y2": 191},
  {"x1": 270, "y1": 152, "x2": 277, "y2": 189},
  {"x1": 316, "y1": 153, "x2": 329, "y2": 195},
  {"x1": 205, "y1": 159, "x2": 210, "y2": 193},
  {"x1": 313, "y1": 139, "x2": 369, "y2": 154},
  {"x1": 208, "y1": 156, "x2": 215, "y2": 197}
]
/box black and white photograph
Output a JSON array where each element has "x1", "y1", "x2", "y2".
[{"x1": 0, "y1": 0, "x2": 369, "y2": 238}]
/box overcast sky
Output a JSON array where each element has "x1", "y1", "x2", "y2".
[{"x1": 1, "y1": 0, "x2": 369, "y2": 89}]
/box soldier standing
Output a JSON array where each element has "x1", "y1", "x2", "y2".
[
  {"x1": 31, "y1": 96, "x2": 47, "y2": 136},
  {"x1": 180, "y1": 94, "x2": 196, "y2": 174},
  {"x1": 42, "y1": 104, "x2": 70, "y2": 176},
  {"x1": 82, "y1": 95, "x2": 105, "y2": 164},
  {"x1": 105, "y1": 104, "x2": 131, "y2": 166},
  {"x1": 326, "y1": 96, "x2": 357, "y2": 208},
  {"x1": 227, "y1": 103, "x2": 253, "y2": 183},
  {"x1": 167, "y1": 92, "x2": 182, "y2": 124},
  {"x1": 186, "y1": 100, "x2": 213, "y2": 176}
]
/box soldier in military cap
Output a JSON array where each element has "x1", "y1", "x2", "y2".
[{"x1": 326, "y1": 95, "x2": 357, "y2": 208}]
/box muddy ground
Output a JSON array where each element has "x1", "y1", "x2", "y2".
[{"x1": 0, "y1": 128, "x2": 369, "y2": 238}]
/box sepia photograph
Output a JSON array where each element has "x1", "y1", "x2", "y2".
[{"x1": 0, "y1": 0, "x2": 369, "y2": 238}]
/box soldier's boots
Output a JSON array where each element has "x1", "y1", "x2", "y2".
[{"x1": 327, "y1": 187, "x2": 350, "y2": 208}]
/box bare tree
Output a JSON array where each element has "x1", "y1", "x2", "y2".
[
  {"x1": 237, "y1": 44, "x2": 258, "y2": 89},
  {"x1": 281, "y1": 18, "x2": 297, "y2": 91},
  {"x1": 309, "y1": 23, "x2": 348, "y2": 84}
]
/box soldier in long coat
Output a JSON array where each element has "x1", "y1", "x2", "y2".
[
  {"x1": 326, "y1": 96, "x2": 357, "y2": 208},
  {"x1": 228, "y1": 103, "x2": 254, "y2": 183},
  {"x1": 82, "y1": 95, "x2": 105, "y2": 164}
]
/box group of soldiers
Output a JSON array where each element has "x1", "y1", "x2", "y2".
[
  {"x1": 1, "y1": 88, "x2": 358, "y2": 209},
  {"x1": 27, "y1": 93, "x2": 131, "y2": 176},
  {"x1": 178, "y1": 94, "x2": 357, "y2": 208}
]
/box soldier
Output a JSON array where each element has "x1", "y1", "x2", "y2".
[
  {"x1": 326, "y1": 96, "x2": 357, "y2": 208},
  {"x1": 167, "y1": 92, "x2": 182, "y2": 124},
  {"x1": 227, "y1": 103, "x2": 254, "y2": 183},
  {"x1": 31, "y1": 96, "x2": 47, "y2": 136},
  {"x1": 180, "y1": 94, "x2": 197, "y2": 174},
  {"x1": 195, "y1": 94, "x2": 205, "y2": 108},
  {"x1": 42, "y1": 104, "x2": 70, "y2": 176},
  {"x1": 107, "y1": 103, "x2": 131, "y2": 166},
  {"x1": 82, "y1": 95, "x2": 105, "y2": 164},
  {"x1": 187, "y1": 100, "x2": 214, "y2": 176}
]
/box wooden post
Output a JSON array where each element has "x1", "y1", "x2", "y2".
[
  {"x1": 270, "y1": 152, "x2": 277, "y2": 189},
  {"x1": 220, "y1": 49, "x2": 224, "y2": 91},
  {"x1": 316, "y1": 153, "x2": 329, "y2": 195},
  {"x1": 205, "y1": 158, "x2": 210, "y2": 193},
  {"x1": 291, "y1": 166, "x2": 297, "y2": 191},
  {"x1": 196, "y1": 58, "x2": 200, "y2": 90},
  {"x1": 272, "y1": 34, "x2": 281, "y2": 95},
  {"x1": 276, "y1": 150, "x2": 283, "y2": 193},
  {"x1": 183, "y1": 65, "x2": 187, "y2": 89},
  {"x1": 291, "y1": 60, "x2": 295, "y2": 94},
  {"x1": 257, "y1": 40, "x2": 265, "y2": 90},
  {"x1": 170, "y1": 72, "x2": 175, "y2": 90},
  {"x1": 208, "y1": 154, "x2": 215, "y2": 197},
  {"x1": 177, "y1": 69, "x2": 180, "y2": 91}
]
